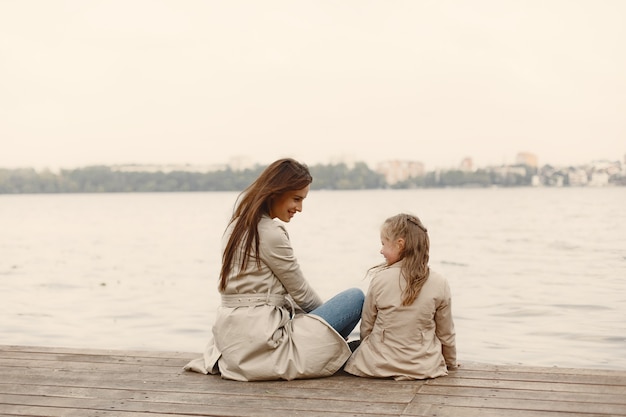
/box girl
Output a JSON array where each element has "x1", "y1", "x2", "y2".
[
  {"x1": 344, "y1": 213, "x2": 457, "y2": 380},
  {"x1": 185, "y1": 158, "x2": 364, "y2": 381}
]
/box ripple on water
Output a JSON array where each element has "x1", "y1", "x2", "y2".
[
  {"x1": 440, "y1": 260, "x2": 469, "y2": 267},
  {"x1": 550, "y1": 304, "x2": 612, "y2": 311}
]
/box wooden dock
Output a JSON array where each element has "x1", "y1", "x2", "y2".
[{"x1": 1, "y1": 345, "x2": 625, "y2": 417}]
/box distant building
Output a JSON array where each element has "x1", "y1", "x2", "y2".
[
  {"x1": 553, "y1": 174, "x2": 565, "y2": 187},
  {"x1": 459, "y1": 157, "x2": 473, "y2": 172},
  {"x1": 568, "y1": 168, "x2": 588, "y2": 186},
  {"x1": 516, "y1": 152, "x2": 538, "y2": 168},
  {"x1": 591, "y1": 159, "x2": 621, "y2": 176},
  {"x1": 589, "y1": 172, "x2": 610, "y2": 187},
  {"x1": 376, "y1": 160, "x2": 425, "y2": 185},
  {"x1": 228, "y1": 156, "x2": 255, "y2": 171}
]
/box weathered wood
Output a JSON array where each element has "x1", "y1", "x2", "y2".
[{"x1": 1, "y1": 345, "x2": 625, "y2": 417}]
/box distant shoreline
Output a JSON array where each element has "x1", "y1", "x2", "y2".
[{"x1": 1, "y1": 160, "x2": 624, "y2": 194}]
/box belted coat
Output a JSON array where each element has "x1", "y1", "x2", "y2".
[{"x1": 184, "y1": 215, "x2": 351, "y2": 381}]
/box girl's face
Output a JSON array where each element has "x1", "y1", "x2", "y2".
[
  {"x1": 269, "y1": 185, "x2": 309, "y2": 222},
  {"x1": 380, "y1": 235, "x2": 404, "y2": 265}
]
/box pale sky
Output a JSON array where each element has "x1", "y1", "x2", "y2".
[{"x1": 1, "y1": 0, "x2": 624, "y2": 171}]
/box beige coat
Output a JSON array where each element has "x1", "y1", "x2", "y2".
[
  {"x1": 344, "y1": 261, "x2": 457, "y2": 380},
  {"x1": 184, "y1": 215, "x2": 350, "y2": 381}
]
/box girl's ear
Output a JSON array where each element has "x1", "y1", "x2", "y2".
[{"x1": 396, "y1": 238, "x2": 405, "y2": 251}]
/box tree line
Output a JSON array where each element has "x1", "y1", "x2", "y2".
[{"x1": 0, "y1": 162, "x2": 545, "y2": 194}]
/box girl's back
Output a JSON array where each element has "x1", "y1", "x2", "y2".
[{"x1": 344, "y1": 262, "x2": 456, "y2": 380}]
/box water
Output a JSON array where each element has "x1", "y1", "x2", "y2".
[{"x1": 1, "y1": 188, "x2": 625, "y2": 370}]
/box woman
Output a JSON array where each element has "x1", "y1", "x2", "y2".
[{"x1": 185, "y1": 158, "x2": 364, "y2": 381}]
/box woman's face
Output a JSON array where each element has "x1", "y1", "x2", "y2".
[{"x1": 269, "y1": 185, "x2": 309, "y2": 222}]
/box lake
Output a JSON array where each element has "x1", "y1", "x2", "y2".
[{"x1": 1, "y1": 188, "x2": 625, "y2": 370}]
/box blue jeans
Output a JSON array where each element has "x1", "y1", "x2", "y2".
[{"x1": 309, "y1": 288, "x2": 364, "y2": 339}]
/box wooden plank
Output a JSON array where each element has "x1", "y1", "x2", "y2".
[
  {"x1": 428, "y1": 375, "x2": 626, "y2": 395},
  {"x1": 0, "y1": 352, "x2": 188, "y2": 368},
  {"x1": 0, "y1": 345, "x2": 194, "y2": 359},
  {"x1": 406, "y1": 403, "x2": 612, "y2": 417},
  {"x1": 457, "y1": 361, "x2": 624, "y2": 376},
  {"x1": 0, "y1": 393, "x2": 402, "y2": 417},
  {"x1": 444, "y1": 368, "x2": 626, "y2": 385},
  {"x1": 404, "y1": 393, "x2": 626, "y2": 416},
  {"x1": 1, "y1": 403, "x2": 181, "y2": 417},
  {"x1": 0, "y1": 379, "x2": 415, "y2": 405},
  {"x1": 420, "y1": 384, "x2": 625, "y2": 405}
]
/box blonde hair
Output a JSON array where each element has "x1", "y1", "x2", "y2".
[{"x1": 380, "y1": 213, "x2": 430, "y2": 306}]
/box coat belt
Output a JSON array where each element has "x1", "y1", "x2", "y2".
[{"x1": 221, "y1": 293, "x2": 286, "y2": 308}]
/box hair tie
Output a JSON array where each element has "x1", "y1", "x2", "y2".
[{"x1": 406, "y1": 215, "x2": 427, "y2": 233}]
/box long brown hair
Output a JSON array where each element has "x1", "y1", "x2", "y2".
[
  {"x1": 219, "y1": 158, "x2": 312, "y2": 291},
  {"x1": 380, "y1": 213, "x2": 430, "y2": 306}
]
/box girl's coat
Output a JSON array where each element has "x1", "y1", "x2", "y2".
[{"x1": 344, "y1": 260, "x2": 456, "y2": 380}]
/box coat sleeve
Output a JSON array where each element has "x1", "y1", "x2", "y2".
[
  {"x1": 359, "y1": 276, "x2": 378, "y2": 339},
  {"x1": 434, "y1": 279, "x2": 457, "y2": 368},
  {"x1": 259, "y1": 220, "x2": 323, "y2": 312}
]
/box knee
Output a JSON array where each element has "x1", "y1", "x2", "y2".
[{"x1": 346, "y1": 287, "x2": 365, "y2": 304}]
